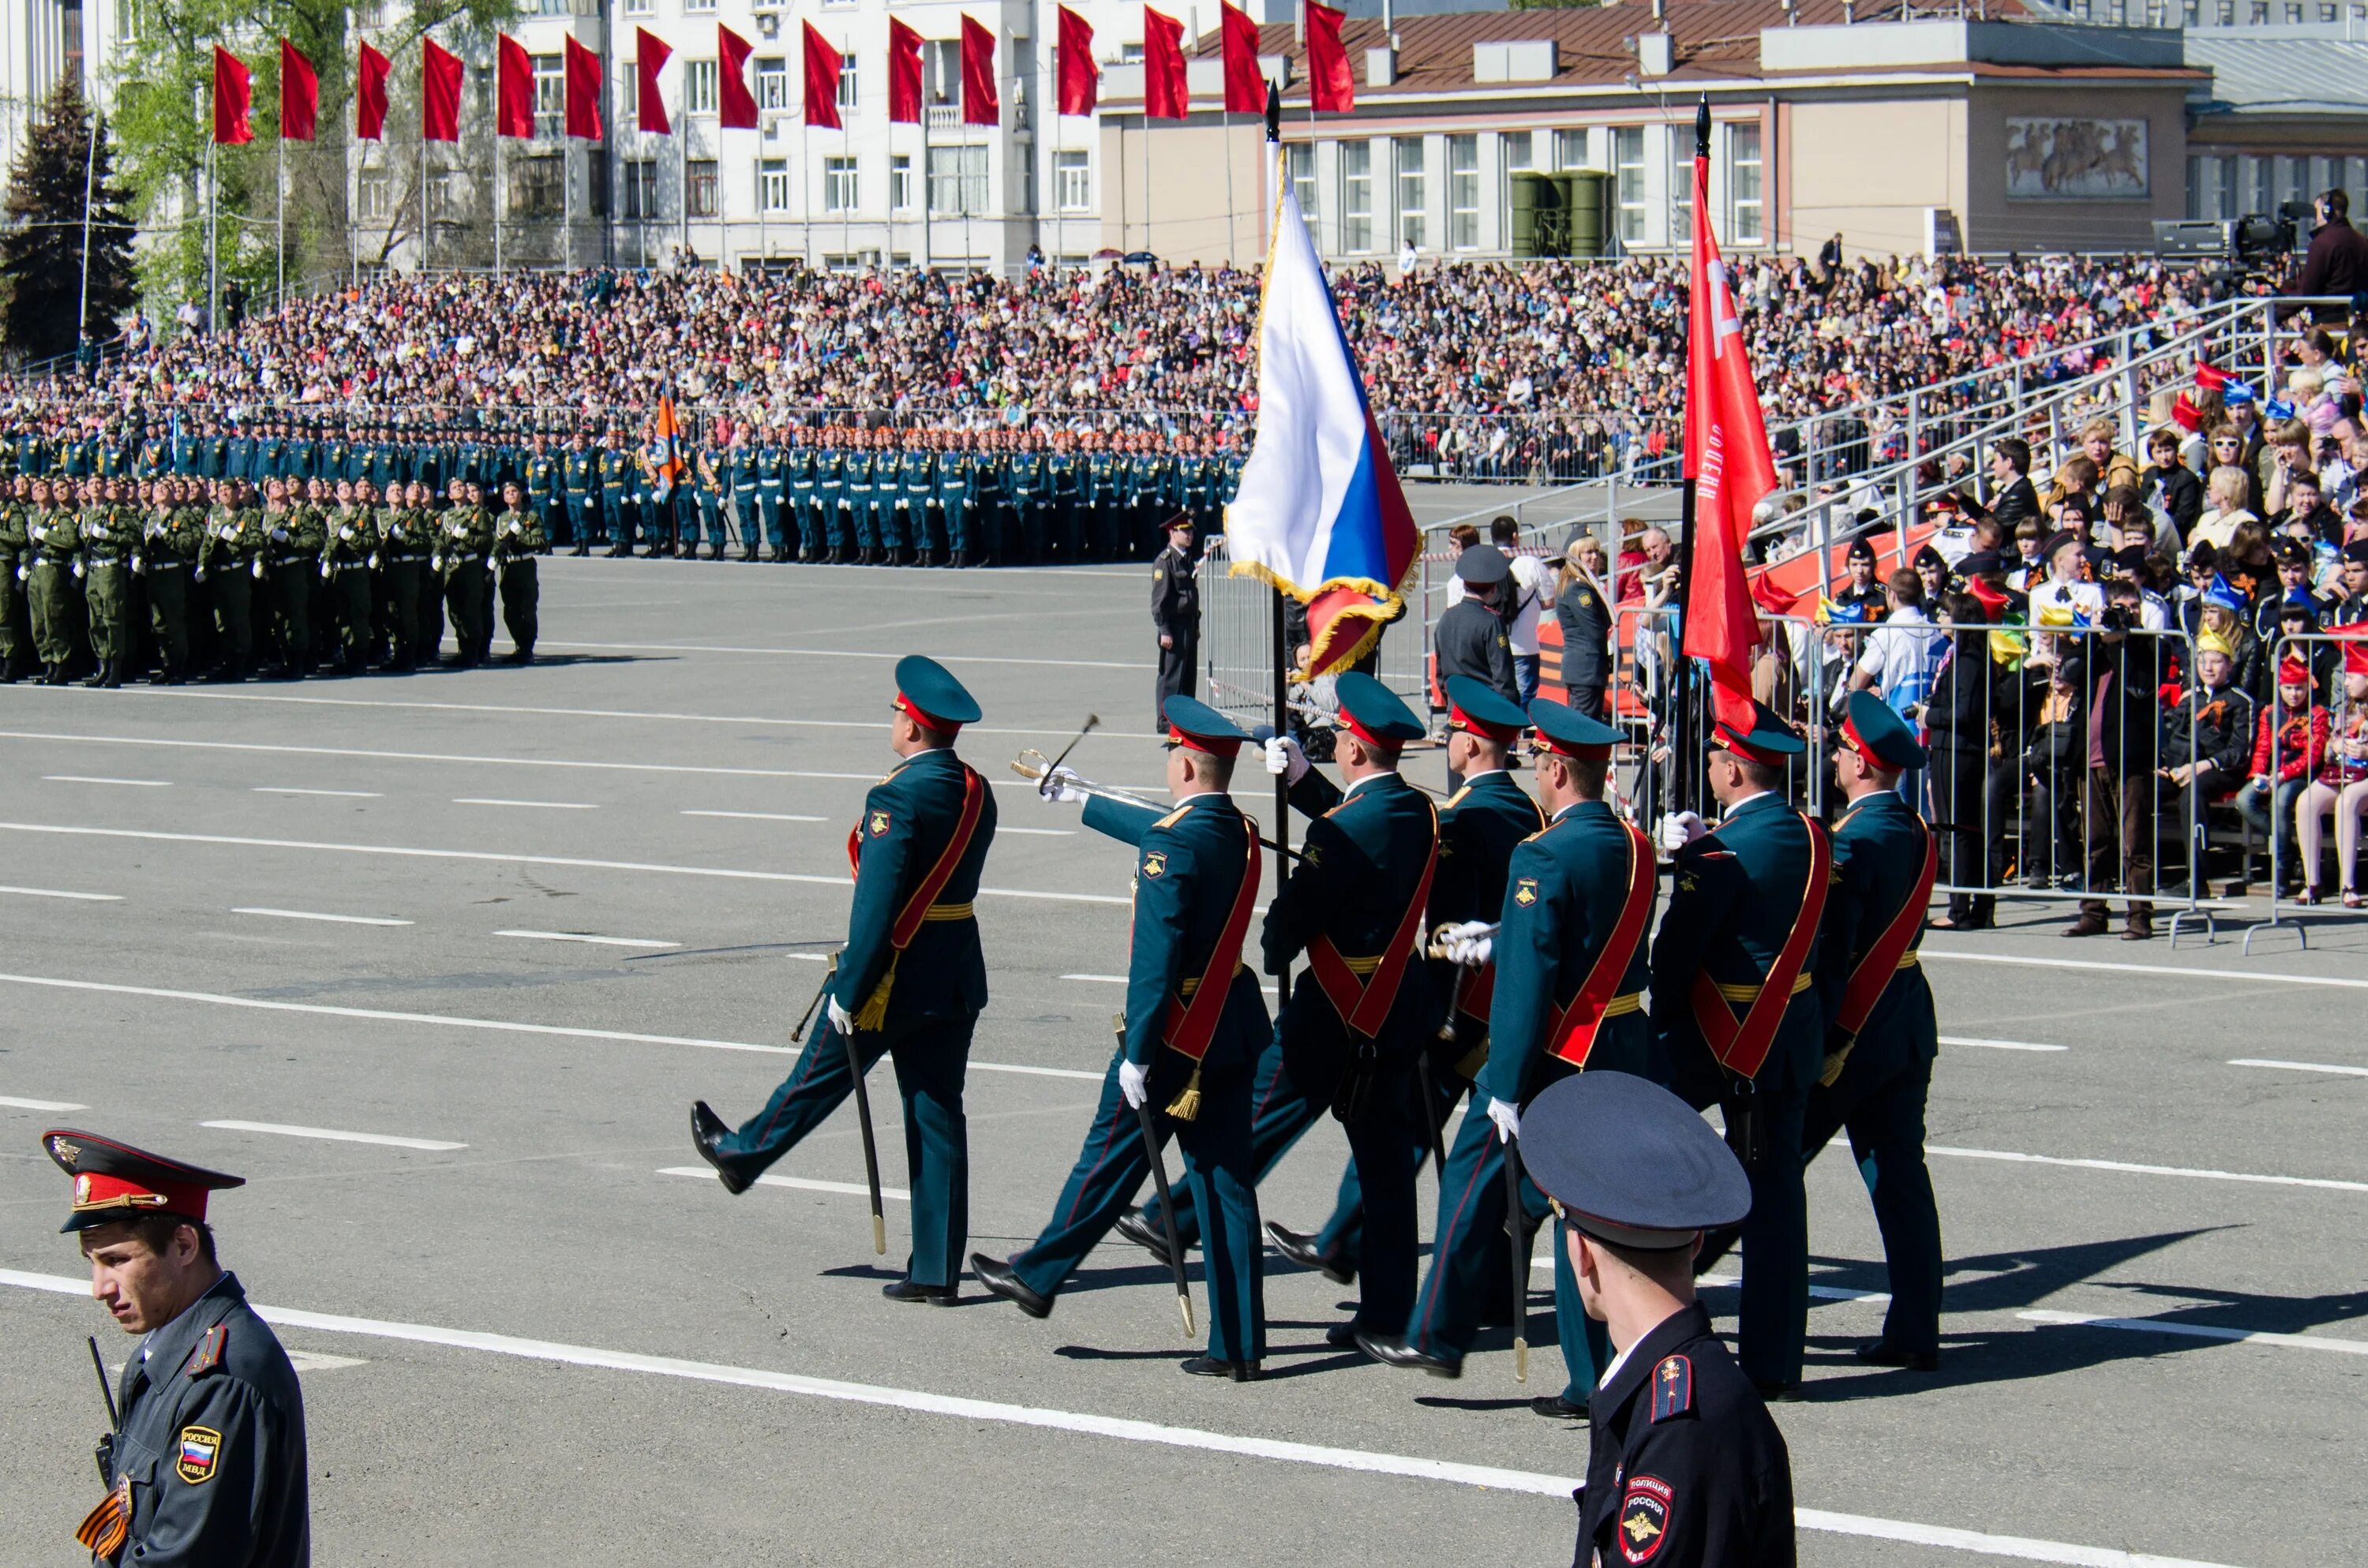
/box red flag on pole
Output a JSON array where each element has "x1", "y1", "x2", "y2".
[
  {"x1": 960, "y1": 16, "x2": 999, "y2": 128},
  {"x1": 635, "y1": 30, "x2": 671, "y2": 135},
  {"x1": 887, "y1": 18, "x2": 924, "y2": 125},
  {"x1": 279, "y1": 40, "x2": 317, "y2": 141},
  {"x1": 212, "y1": 47, "x2": 253, "y2": 145},
  {"x1": 564, "y1": 36, "x2": 602, "y2": 139},
  {"x1": 1056, "y1": 6, "x2": 1099, "y2": 116},
  {"x1": 422, "y1": 39, "x2": 463, "y2": 142},
  {"x1": 801, "y1": 24, "x2": 841, "y2": 131},
  {"x1": 1679, "y1": 122, "x2": 1782, "y2": 725},
  {"x1": 1306, "y1": 2, "x2": 1353, "y2": 113},
  {"x1": 496, "y1": 35, "x2": 534, "y2": 138},
  {"x1": 719, "y1": 24, "x2": 759, "y2": 129},
  {"x1": 356, "y1": 42, "x2": 389, "y2": 140},
  {"x1": 1220, "y1": 2, "x2": 1264, "y2": 114},
  {"x1": 1144, "y1": 8, "x2": 1188, "y2": 120}
]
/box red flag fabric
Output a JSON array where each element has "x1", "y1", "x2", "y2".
[
  {"x1": 719, "y1": 24, "x2": 759, "y2": 129},
  {"x1": 422, "y1": 39, "x2": 463, "y2": 142},
  {"x1": 801, "y1": 24, "x2": 841, "y2": 131},
  {"x1": 1306, "y1": 2, "x2": 1353, "y2": 113},
  {"x1": 355, "y1": 43, "x2": 390, "y2": 140},
  {"x1": 887, "y1": 18, "x2": 924, "y2": 125},
  {"x1": 212, "y1": 47, "x2": 253, "y2": 145},
  {"x1": 496, "y1": 35, "x2": 534, "y2": 138},
  {"x1": 635, "y1": 29, "x2": 671, "y2": 135},
  {"x1": 564, "y1": 36, "x2": 602, "y2": 139},
  {"x1": 1144, "y1": 8, "x2": 1188, "y2": 120},
  {"x1": 1679, "y1": 145, "x2": 1782, "y2": 723},
  {"x1": 960, "y1": 16, "x2": 999, "y2": 127},
  {"x1": 279, "y1": 40, "x2": 317, "y2": 141},
  {"x1": 1056, "y1": 6, "x2": 1098, "y2": 116},
  {"x1": 1220, "y1": 2, "x2": 1264, "y2": 114}
]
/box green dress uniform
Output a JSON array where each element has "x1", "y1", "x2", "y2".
[
  {"x1": 0, "y1": 493, "x2": 29, "y2": 680},
  {"x1": 436, "y1": 503, "x2": 495, "y2": 664},
  {"x1": 141, "y1": 500, "x2": 205, "y2": 683},
  {"x1": 374, "y1": 505, "x2": 432, "y2": 671},
  {"x1": 491, "y1": 504, "x2": 545, "y2": 661},
  {"x1": 198, "y1": 505, "x2": 260, "y2": 681},
  {"x1": 974, "y1": 702, "x2": 1272, "y2": 1371},
  {"x1": 262, "y1": 503, "x2": 324, "y2": 679},
  {"x1": 25, "y1": 503, "x2": 86, "y2": 677},
  {"x1": 81, "y1": 500, "x2": 141, "y2": 687},
  {"x1": 695, "y1": 660, "x2": 996, "y2": 1296},
  {"x1": 321, "y1": 504, "x2": 377, "y2": 673}
]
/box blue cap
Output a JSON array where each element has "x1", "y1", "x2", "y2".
[
  {"x1": 2203, "y1": 572, "x2": 2248, "y2": 614},
  {"x1": 1333, "y1": 671, "x2": 1426, "y2": 748},
  {"x1": 1710, "y1": 698, "x2": 1805, "y2": 762},
  {"x1": 1528, "y1": 696, "x2": 1621, "y2": 759},
  {"x1": 1520, "y1": 1072, "x2": 1751, "y2": 1248},
  {"x1": 1838, "y1": 690, "x2": 1928, "y2": 771},
  {"x1": 1444, "y1": 675, "x2": 1529, "y2": 743},
  {"x1": 1163, "y1": 694, "x2": 1253, "y2": 756},
  {"x1": 892, "y1": 654, "x2": 980, "y2": 732},
  {"x1": 2223, "y1": 380, "x2": 2257, "y2": 408}
]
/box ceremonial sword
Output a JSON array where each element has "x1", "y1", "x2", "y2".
[
  {"x1": 1504, "y1": 1135, "x2": 1531, "y2": 1384},
  {"x1": 796, "y1": 952, "x2": 886, "y2": 1256},
  {"x1": 1119, "y1": 1013, "x2": 1195, "y2": 1339}
]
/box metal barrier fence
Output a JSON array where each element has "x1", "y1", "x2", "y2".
[{"x1": 2246, "y1": 631, "x2": 2368, "y2": 952}]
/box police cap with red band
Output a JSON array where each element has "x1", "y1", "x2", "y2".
[
  {"x1": 43, "y1": 1129, "x2": 244, "y2": 1234},
  {"x1": 892, "y1": 653, "x2": 982, "y2": 735},
  {"x1": 1443, "y1": 675, "x2": 1528, "y2": 747},
  {"x1": 1709, "y1": 698, "x2": 1807, "y2": 766},
  {"x1": 1332, "y1": 671, "x2": 1426, "y2": 751},
  {"x1": 1528, "y1": 696, "x2": 1621, "y2": 761},
  {"x1": 1163, "y1": 694, "x2": 1252, "y2": 756},
  {"x1": 1835, "y1": 690, "x2": 1928, "y2": 772}
]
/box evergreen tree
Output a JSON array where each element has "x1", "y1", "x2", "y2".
[{"x1": 0, "y1": 77, "x2": 136, "y2": 362}]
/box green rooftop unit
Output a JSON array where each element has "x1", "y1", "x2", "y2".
[{"x1": 1510, "y1": 171, "x2": 1609, "y2": 259}]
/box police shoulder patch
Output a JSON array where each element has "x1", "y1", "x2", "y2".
[
  {"x1": 185, "y1": 1323, "x2": 227, "y2": 1376},
  {"x1": 867, "y1": 809, "x2": 892, "y2": 838},
  {"x1": 1649, "y1": 1354, "x2": 1693, "y2": 1422},
  {"x1": 1617, "y1": 1475, "x2": 1673, "y2": 1563},
  {"x1": 175, "y1": 1425, "x2": 223, "y2": 1484},
  {"x1": 1512, "y1": 878, "x2": 1540, "y2": 907},
  {"x1": 1141, "y1": 851, "x2": 1167, "y2": 878}
]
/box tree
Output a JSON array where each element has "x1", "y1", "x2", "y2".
[{"x1": 0, "y1": 77, "x2": 137, "y2": 362}]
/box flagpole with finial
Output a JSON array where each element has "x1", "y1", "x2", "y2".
[
  {"x1": 1673, "y1": 95, "x2": 1711, "y2": 818},
  {"x1": 1263, "y1": 77, "x2": 1292, "y2": 931}
]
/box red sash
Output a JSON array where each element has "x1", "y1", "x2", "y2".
[
  {"x1": 846, "y1": 764, "x2": 987, "y2": 955},
  {"x1": 1160, "y1": 818, "x2": 1264, "y2": 1063},
  {"x1": 1832, "y1": 821, "x2": 1937, "y2": 1040},
  {"x1": 1687, "y1": 814, "x2": 1830, "y2": 1080},
  {"x1": 1546, "y1": 820, "x2": 1657, "y2": 1069},
  {"x1": 1307, "y1": 798, "x2": 1440, "y2": 1039},
  {"x1": 1452, "y1": 960, "x2": 1497, "y2": 1024}
]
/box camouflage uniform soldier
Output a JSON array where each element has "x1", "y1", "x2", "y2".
[
  {"x1": 492, "y1": 479, "x2": 545, "y2": 663},
  {"x1": 25, "y1": 478, "x2": 85, "y2": 683},
  {"x1": 0, "y1": 475, "x2": 31, "y2": 682},
  {"x1": 81, "y1": 477, "x2": 140, "y2": 688},
  {"x1": 260, "y1": 477, "x2": 323, "y2": 679},
  {"x1": 141, "y1": 476, "x2": 206, "y2": 684},
  {"x1": 322, "y1": 478, "x2": 377, "y2": 675},
  {"x1": 436, "y1": 478, "x2": 495, "y2": 667},
  {"x1": 199, "y1": 479, "x2": 262, "y2": 683}
]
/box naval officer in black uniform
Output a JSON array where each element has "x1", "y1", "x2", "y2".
[{"x1": 1150, "y1": 513, "x2": 1201, "y2": 730}]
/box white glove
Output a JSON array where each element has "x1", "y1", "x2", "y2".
[
  {"x1": 367, "y1": 552, "x2": 380, "y2": 570},
  {"x1": 1441, "y1": 920, "x2": 1494, "y2": 968},
  {"x1": 1658, "y1": 810, "x2": 1707, "y2": 852},
  {"x1": 320, "y1": 559, "x2": 332, "y2": 579},
  {"x1": 431, "y1": 555, "x2": 444, "y2": 572},
  {"x1": 1118, "y1": 1057, "x2": 1149, "y2": 1110},
  {"x1": 271, "y1": 526, "x2": 289, "y2": 543},
  {"x1": 193, "y1": 564, "x2": 206, "y2": 582},
  {"x1": 1040, "y1": 765, "x2": 1087, "y2": 805},
  {"x1": 13, "y1": 565, "x2": 24, "y2": 582},
  {"x1": 1486, "y1": 1095, "x2": 1521, "y2": 1144},
  {"x1": 130, "y1": 555, "x2": 144, "y2": 575},
  {"x1": 1265, "y1": 734, "x2": 1309, "y2": 783},
  {"x1": 71, "y1": 559, "x2": 84, "y2": 579},
  {"x1": 504, "y1": 519, "x2": 522, "y2": 536},
  {"x1": 339, "y1": 526, "x2": 355, "y2": 541},
  {"x1": 251, "y1": 557, "x2": 266, "y2": 579},
  {"x1": 826, "y1": 995, "x2": 855, "y2": 1036}
]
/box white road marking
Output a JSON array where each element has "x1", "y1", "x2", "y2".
[
  {"x1": 0, "y1": 885, "x2": 121, "y2": 902},
  {"x1": 1531, "y1": 1259, "x2": 1892, "y2": 1306},
  {"x1": 0, "y1": 1094, "x2": 88, "y2": 1111},
  {"x1": 1922, "y1": 947, "x2": 2368, "y2": 991},
  {"x1": 658, "y1": 1166, "x2": 911, "y2": 1200},
  {"x1": 286, "y1": 1349, "x2": 369, "y2": 1373},
  {"x1": 2021, "y1": 1309, "x2": 2368, "y2": 1357},
  {"x1": 0, "y1": 1266, "x2": 2252, "y2": 1568},
  {"x1": 0, "y1": 971, "x2": 1107, "y2": 1081},
  {"x1": 253, "y1": 786, "x2": 382, "y2": 799},
  {"x1": 43, "y1": 774, "x2": 170, "y2": 788},
  {"x1": 1062, "y1": 973, "x2": 1129, "y2": 983},
  {"x1": 233, "y1": 907, "x2": 414, "y2": 927},
  {"x1": 539, "y1": 638, "x2": 1154, "y2": 675},
  {"x1": 682, "y1": 810, "x2": 829, "y2": 823},
  {"x1": 454, "y1": 797, "x2": 600, "y2": 810},
  {"x1": 1941, "y1": 1036, "x2": 2068, "y2": 1053},
  {"x1": 200, "y1": 1120, "x2": 467, "y2": 1151},
  {"x1": 998, "y1": 827, "x2": 1077, "y2": 836},
  {"x1": 0, "y1": 823, "x2": 1132, "y2": 906},
  {"x1": 496, "y1": 930, "x2": 681, "y2": 950},
  {"x1": 2229, "y1": 1058, "x2": 2368, "y2": 1079},
  {"x1": 1931, "y1": 1145, "x2": 2368, "y2": 1194}
]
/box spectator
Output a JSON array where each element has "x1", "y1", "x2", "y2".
[
  {"x1": 1986, "y1": 437, "x2": 2040, "y2": 534},
  {"x1": 2293, "y1": 642, "x2": 2368, "y2": 904},
  {"x1": 1489, "y1": 515, "x2": 1554, "y2": 704},
  {"x1": 1553, "y1": 529, "x2": 1613, "y2": 723},
  {"x1": 2156, "y1": 631, "x2": 2256, "y2": 896},
  {"x1": 2188, "y1": 462, "x2": 2257, "y2": 552},
  {"x1": 1852, "y1": 567, "x2": 1946, "y2": 803},
  {"x1": 2066, "y1": 585, "x2": 2173, "y2": 939},
  {"x1": 2237, "y1": 654, "x2": 2332, "y2": 893},
  {"x1": 2139, "y1": 426, "x2": 2201, "y2": 547},
  {"x1": 1924, "y1": 589, "x2": 2001, "y2": 930},
  {"x1": 2021, "y1": 649, "x2": 2089, "y2": 890},
  {"x1": 2284, "y1": 187, "x2": 2368, "y2": 322}
]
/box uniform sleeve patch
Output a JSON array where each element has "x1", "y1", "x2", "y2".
[
  {"x1": 1512, "y1": 878, "x2": 1539, "y2": 907},
  {"x1": 1141, "y1": 851, "x2": 1167, "y2": 879},
  {"x1": 185, "y1": 1323, "x2": 227, "y2": 1376},
  {"x1": 867, "y1": 809, "x2": 892, "y2": 838},
  {"x1": 1649, "y1": 1355, "x2": 1693, "y2": 1422},
  {"x1": 175, "y1": 1426, "x2": 223, "y2": 1484},
  {"x1": 1617, "y1": 1475, "x2": 1673, "y2": 1562}
]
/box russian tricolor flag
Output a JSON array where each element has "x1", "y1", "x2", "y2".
[{"x1": 1224, "y1": 179, "x2": 1418, "y2": 679}]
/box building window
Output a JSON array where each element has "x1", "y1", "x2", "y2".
[
  {"x1": 928, "y1": 145, "x2": 988, "y2": 215},
  {"x1": 686, "y1": 0, "x2": 715, "y2": 11},
  {"x1": 1341, "y1": 140, "x2": 1373, "y2": 252},
  {"x1": 622, "y1": 158, "x2": 659, "y2": 219},
  {"x1": 588, "y1": 148, "x2": 609, "y2": 215},
  {"x1": 1729, "y1": 122, "x2": 1763, "y2": 245},
  {"x1": 825, "y1": 155, "x2": 859, "y2": 213},
  {"x1": 684, "y1": 59, "x2": 718, "y2": 116},
  {"x1": 533, "y1": 0, "x2": 569, "y2": 16},
  {"x1": 534, "y1": 54, "x2": 564, "y2": 137},
  {"x1": 1287, "y1": 142, "x2": 1316, "y2": 218},
  {"x1": 1396, "y1": 137, "x2": 1426, "y2": 251},
  {"x1": 891, "y1": 154, "x2": 913, "y2": 211},
  {"x1": 1553, "y1": 129, "x2": 1587, "y2": 172},
  {"x1": 358, "y1": 167, "x2": 392, "y2": 222},
  {"x1": 511, "y1": 152, "x2": 562, "y2": 216},
  {"x1": 1669, "y1": 127, "x2": 1694, "y2": 245},
  {"x1": 1614, "y1": 126, "x2": 1648, "y2": 245},
  {"x1": 1502, "y1": 130, "x2": 1533, "y2": 174},
  {"x1": 838, "y1": 53, "x2": 860, "y2": 110},
  {"x1": 623, "y1": 0, "x2": 651, "y2": 14},
  {"x1": 687, "y1": 158, "x2": 718, "y2": 218},
  {"x1": 429, "y1": 170, "x2": 467, "y2": 223},
  {"x1": 756, "y1": 58, "x2": 789, "y2": 111},
  {"x1": 1056, "y1": 149, "x2": 1091, "y2": 212},
  {"x1": 352, "y1": 0, "x2": 387, "y2": 25},
  {"x1": 1448, "y1": 134, "x2": 1479, "y2": 250},
  {"x1": 759, "y1": 158, "x2": 791, "y2": 213}
]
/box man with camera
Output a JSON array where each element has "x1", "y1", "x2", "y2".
[{"x1": 2286, "y1": 189, "x2": 2368, "y2": 323}]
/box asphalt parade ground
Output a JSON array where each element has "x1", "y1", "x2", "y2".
[{"x1": 2, "y1": 553, "x2": 2365, "y2": 1567}]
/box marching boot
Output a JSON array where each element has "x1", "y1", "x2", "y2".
[
  {"x1": 43, "y1": 662, "x2": 66, "y2": 685},
  {"x1": 569, "y1": 542, "x2": 590, "y2": 557},
  {"x1": 100, "y1": 659, "x2": 123, "y2": 690},
  {"x1": 687, "y1": 1102, "x2": 753, "y2": 1194},
  {"x1": 969, "y1": 1253, "x2": 1053, "y2": 1319},
  {"x1": 82, "y1": 660, "x2": 110, "y2": 688}
]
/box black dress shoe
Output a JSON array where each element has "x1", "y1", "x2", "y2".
[
  {"x1": 969, "y1": 1252, "x2": 1052, "y2": 1319},
  {"x1": 1354, "y1": 1330, "x2": 1462, "y2": 1378},
  {"x1": 1116, "y1": 1207, "x2": 1176, "y2": 1268},
  {"x1": 882, "y1": 1278, "x2": 959, "y2": 1306},
  {"x1": 1266, "y1": 1222, "x2": 1354, "y2": 1285},
  {"x1": 1530, "y1": 1394, "x2": 1589, "y2": 1421},
  {"x1": 1180, "y1": 1356, "x2": 1261, "y2": 1382},
  {"x1": 688, "y1": 1101, "x2": 751, "y2": 1195},
  {"x1": 1752, "y1": 1379, "x2": 1807, "y2": 1402},
  {"x1": 1854, "y1": 1342, "x2": 1939, "y2": 1372}
]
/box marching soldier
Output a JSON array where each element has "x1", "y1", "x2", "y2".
[
  {"x1": 0, "y1": 475, "x2": 30, "y2": 682},
  {"x1": 320, "y1": 479, "x2": 376, "y2": 675},
  {"x1": 259, "y1": 477, "x2": 321, "y2": 679},
  {"x1": 1150, "y1": 514, "x2": 1201, "y2": 729},
  {"x1": 141, "y1": 476, "x2": 205, "y2": 684},
  {"x1": 597, "y1": 430, "x2": 635, "y2": 557},
  {"x1": 900, "y1": 432, "x2": 936, "y2": 566},
  {"x1": 1518, "y1": 1073, "x2": 1796, "y2": 1568},
  {"x1": 25, "y1": 477, "x2": 84, "y2": 683},
  {"x1": 81, "y1": 477, "x2": 140, "y2": 688},
  {"x1": 376, "y1": 481, "x2": 433, "y2": 673},
  {"x1": 814, "y1": 429, "x2": 850, "y2": 564},
  {"x1": 972, "y1": 697, "x2": 1272, "y2": 1379},
  {"x1": 524, "y1": 432, "x2": 564, "y2": 555},
  {"x1": 785, "y1": 428, "x2": 819, "y2": 563},
  {"x1": 562, "y1": 430, "x2": 598, "y2": 558},
  {"x1": 1650, "y1": 699, "x2": 1827, "y2": 1398},
  {"x1": 197, "y1": 480, "x2": 258, "y2": 683},
  {"x1": 437, "y1": 480, "x2": 495, "y2": 666},
  {"x1": 690, "y1": 657, "x2": 998, "y2": 1304},
  {"x1": 492, "y1": 479, "x2": 545, "y2": 664},
  {"x1": 44, "y1": 1128, "x2": 310, "y2": 1566}
]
